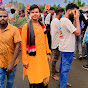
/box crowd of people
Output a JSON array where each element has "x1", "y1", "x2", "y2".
[{"x1": 0, "y1": 2, "x2": 88, "y2": 88}]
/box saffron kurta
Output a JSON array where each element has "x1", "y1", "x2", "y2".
[{"x1": 21, "y1": 23, "x2": 51, "y2": 84}]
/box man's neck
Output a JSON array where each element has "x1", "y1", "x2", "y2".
[
  {"x1": 64, "y1": 13, "x2": 69, "y2": 19},
  {"x1": 0, "y1": 23, "x2": 8, "y2": 30},
  {"x1": 32, "y1": 19, "x2": 38, "y2": 23},
  {"x1": 56, "y1": 15, "x2": 60, "y2": 20}
]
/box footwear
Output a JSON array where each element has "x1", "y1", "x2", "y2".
[
  {"x1": 82, "y1": 65, "x2": 88, "y2": 70},
  {"x1": 79, "y1": 55, "x2": 82, "y2": 60},
  {"x1": 59, "y1": 82, "x2": 72, "y2": 87},
  {"x1": 73, "y1": 57, "x2": 76, "y2": 59},
  {"x1": 67, "y1": 83, "x2": 72, "y2": 87},
  {"x1": 83, "y1": 55, "x2": 87, "y2": 58},
  {"x1": 55, "y1": 69, "x2": 59, "y2": 73},
  {"x1": 51, "y1": 74, "x2": 59, "y2": 81},
  {"x1": 51, "y1": 69, "x2": 59, "y2": 73}
]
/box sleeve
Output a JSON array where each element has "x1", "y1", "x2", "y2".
[
  {"x1": 21, "y1": 24, "x2": 28, "y2": 65},
  {"x1": 83, "y1": 27, "x2": 88, "y2": 43},
  {"x1": 64, "y1": 19, "x2": 77, "y2": 33},
  {"x1": 45, "y1": 34, "x2": 51, "y2": 55},
  {"x1": 13, "y1": 27, "x2": 21, "y2": 43},
  {"x1": 82, "y1": 14, "x2": 88, "y2": 25}
]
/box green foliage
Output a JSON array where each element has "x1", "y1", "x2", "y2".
[
  {"x1": 52, "y1": 4, "x2": 57, "y2": 9},
  {"x1": 77, "y1": 0, "x2": 85, "y2": 7},
  {"x1": 9, "y1": 0, "x2": 13, "y2": 3},
  {"x1": 9, "y1": 0, "x2": 26, "y2": 10},
  {"x1": 39, "y1": 4, "x2": 60, "y2": 11},
  {"x1": 64, "y1": 0, "x2": 86, "y2": 7},
  {"x1": 64, "y1": 0, "x2": 67, "y2": 3},
  {"x1": 40, "y1": 4, "x2": 45, "y2": 11}
]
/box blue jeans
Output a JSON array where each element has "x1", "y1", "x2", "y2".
[
  {"x1": 59, "y1": 52, "x2": 74, "y2": 88},
  {"x1": 0, "y1": 65, "x2": 17, "y2": 88},
  {"x1": 84, "y1": 43, "x2": 88, "y2": 63},
  {"x1": 74, "y1": 35, "x2": 82, "y2": 57}
]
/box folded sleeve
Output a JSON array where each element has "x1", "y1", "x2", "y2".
[
  {"x1": 13, "y1": 27, "x2": 21, "y2": 43},
  {"x1": 64, "y1": 19, "x2": 77, "y2": 33}
]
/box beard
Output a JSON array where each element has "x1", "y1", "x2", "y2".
[
  {"x1": 0, "y1": 23, "x2": 6, "y2": 25},
  {"x1": 0, "y1": 22, "x2": 8, "y2": 28},
  {"x1": 69, "y1": 14, "x2": 74, "y2": 23},
  {"x1": 0, "y1": 20, "x2": 7, "y2": 25},
  {"x1": 69, "y1": 14, "x2": 74, "y2": 19}
]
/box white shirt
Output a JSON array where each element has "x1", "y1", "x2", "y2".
[
  {"x1": 59, "y1": 17, "x2": 77, "y2": 52},
  {"x1": 45, "y1": 13, "x2": 56, "y2": 25},
  {"x1": 83, "y1": 14, "x2": 88, "y2": 20},
  {"x1": 51, "y1": 18, "x2": 60, "y2": 49}
]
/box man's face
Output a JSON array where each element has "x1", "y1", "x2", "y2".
[
  {"x1": 69, "y1": 8, "x2": 77, "y2": 18},
  {"x1": 50, "y1": 10, "x2": 55, "y2": 15},
  {"x1": 0, "y1": 11, "x2": 8, "y2": 25},
  {"x1": 30, "y1": 8, "x2": 40, "y2": 20}
]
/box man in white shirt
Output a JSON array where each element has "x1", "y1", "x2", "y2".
[
  {"x1": 45, "y1": 7, "x2": 56, "y2": 49},
  {"x1": 59, "y1": 3, "x2": 80, "y2": 88},
  {"x1": 51, "y1": 7, "x2": 64, "y2": 81}
]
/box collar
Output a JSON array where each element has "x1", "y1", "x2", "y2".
[
  {"x1": 0, "y1": 23, "x2": 11, "y2": 32},
  {"x1": 4, "y1": 23, "x2": 11, "y2": 31}
]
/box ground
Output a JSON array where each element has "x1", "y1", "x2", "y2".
[{"x1": 5, "y1": 52, "x2": 88, "y2": 88}]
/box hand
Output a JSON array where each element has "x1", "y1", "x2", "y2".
[
  {"x1": 23, "y1": 64, "x2": 29, "y2": 69},
  {"x1": 74, "y1": 10, "x2": 80, "y2": 20},
  {"x1": 43, "y1": 77, "x2": 49, "y2": 86},
  {"x1": 6, "y1": 63, "x2": 14, "y2": 74},
  {"x1": 82, "y1": 43, "x2": 84, "y2": 47},
  {"x1": 47, "y1": 55, "x2": 51, "y2": 63}
]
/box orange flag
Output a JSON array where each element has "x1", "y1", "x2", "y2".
[{"x1": 27, "y1": 3, "x2": 30, "y2": 9}]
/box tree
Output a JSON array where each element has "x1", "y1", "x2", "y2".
[
  {"x1": 53, "y1": 4, "x2": 57, "y2": 9},
  {"x1": 64, "y1": 0, "x2": 67, "y2": 3},
  {"x1": 40, "y1": 5, "x2": 45, "y2": 11},
  {"x1": 72, "y1": 0, "x2": 76, "y2": 4},
  {"x1": 64, "y1": 0, "x2": 86, "y2": 7},
  {"x1": 9, "y1": 0, "x2": 26, "y2": 10},
  {"x1": 77, "y1": 0, "x2": 85, "y2": 7},
  {"x1": 9, "y1": 0, "x2": 13, "y2": 3}
]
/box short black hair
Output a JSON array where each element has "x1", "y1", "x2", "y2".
[
  {"x1": 86, "y1": 11, "x2": 88, "y2": 13},
  {"x1": 49, "y1": 7, "x2": 55, "y2": 11},
  {"x1": 29, "y1": 4, "x2": 39, "y2": 11},
  {"x1": 22, "y1": 10, "x2": 25, "y2": 13},
  {"x1": 11, "y1": 9, "x2": 15, "y2": 14},
  {"x1": 55, "y1": 7, "x2": 64, "y2": 15},
  {"x1": 0, "y1": 8, "x2": 6, "y2": 11},
  {"x1": 0, "y1": 8, "x2": 8, "y2": 16},
  {"x1": 66, "y1": 3, "x2": 79, "y2": 11}
]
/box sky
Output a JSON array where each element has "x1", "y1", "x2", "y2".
[{"x1": 2, "y1": 0, "x2": 88, "y2": 6}]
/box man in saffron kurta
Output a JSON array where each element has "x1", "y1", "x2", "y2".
[{"x1": 21, "y1": 4, "x2": 51, "y2": 88}]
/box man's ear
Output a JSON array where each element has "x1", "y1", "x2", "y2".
[{"x1": 68, "y1": 9, "x2": 71, "y2": 14}]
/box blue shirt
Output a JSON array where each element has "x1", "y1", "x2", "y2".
[{"x1": 83, "y1": 27, "x2": 88, "y2": 43}]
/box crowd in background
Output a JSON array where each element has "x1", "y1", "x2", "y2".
[{"x1": 0, "y1": 3, "x2": 88, "y2": 88}]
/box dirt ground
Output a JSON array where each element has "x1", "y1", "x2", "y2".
[{"x1": 4, "y1": 51, "x2": 88, "y2": 88}]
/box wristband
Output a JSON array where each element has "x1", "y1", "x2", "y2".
[{"x1": 47, "y1": 53, "x2": 51, "y2": 55}]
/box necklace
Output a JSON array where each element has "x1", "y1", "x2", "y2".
[{"x1": 33, "y1": 23, "x2": 39, "y2": 32}]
